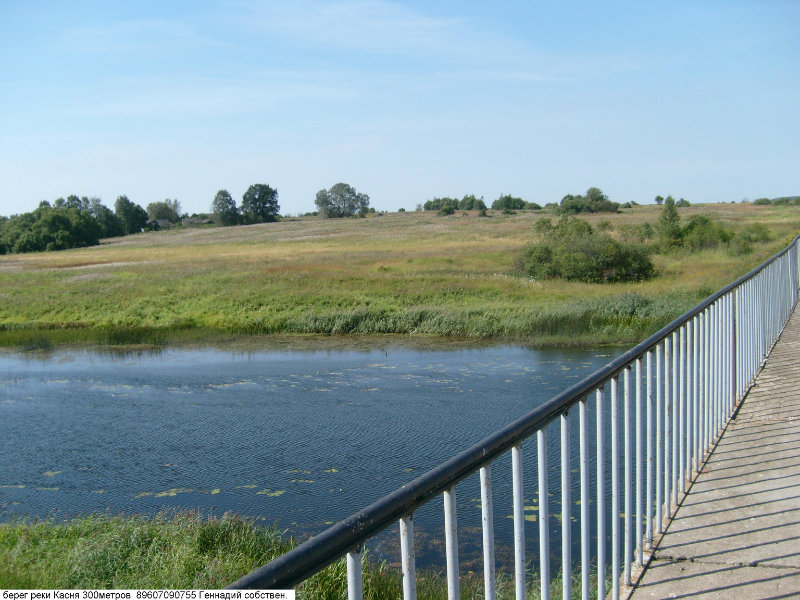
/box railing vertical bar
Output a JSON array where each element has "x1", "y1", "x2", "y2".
[
  {"x1": 538, "y1": 429, "x2": 551, "y2": 600},
  {"x1": 691, "y1": 315, "x2": 700, "y2": 479},
  {"x1": 611, "y1": 376, "x2": 620, "y2": 600},
  {"x1": 735, "y1": 289, "x2": 740, "y2": 397},
  {"x1": 579, "y1": 398, "x2": 590, "y2": 600},
  {"x1": 443, "y1": 487, "x2": 460, "y2": 600},
  {"x1": 697, "y1": 312, "x2": 705, "y2": 465},
  {"x1": 728, "y1": 293, "x2": 735, "y2": 415},
  {"x1": 561, "y1": 413, "x2": 572, "y2": 600},
  {"x1": 596, "y1": 388, "x2": 606, "y2": 600},
  {"x1": 624, "y1": 367, "x2": 632, "y2": 586},
  {"x1": 678, "y1": 325, "x2": 686, "y2": 495},
  {"x1": 400, "y1": 516, "x2": 417, "y2": 600},
  {"x1": 671, "y1": 331, "x2": 679, "y2": 512},
  {"x1": 512, "y1": 444, "x2": 525, "y2": 600},
  {"x1": 688, "y1": 320, "x2": 693, "y2": 483},
  {"x1": 646, "y1": 350, "x2": 654, "y2": 550},
  {"x1": 635, "y1": 358, "x2": 643, "y2": 566},
  {"x1": 347, "y1": 550, "x2": 363, "y2": 600},
  {"x1": 664, "y1": 335, "x2": 672, "y2": 521},
  {"x1": 655, "y1": 343, "x2": 663, "y2": 534},
  {"x1": 704, "y1": 307, "x2": 711, "y2": 458},
  {"x1": 479, "y1": 468, "x2": 495, "y2": 600}
]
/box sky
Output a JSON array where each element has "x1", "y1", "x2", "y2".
[{"x1": 1, "y1": 1, "x2": 798, "y2": 217}]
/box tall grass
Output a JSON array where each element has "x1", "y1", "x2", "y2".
[{"x1": 0, "y1": 513, "x2": 610, "y2": 598}]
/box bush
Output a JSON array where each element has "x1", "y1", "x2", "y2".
[
  {"x1": 492, "y1": 194, "x2": 526, "y2": 210},
  {"x1": 438, "y1": 204, "x2": 455, "y2": 216},
  {"x1": 681, "y1": 215, "x2": 733, "y2": 251},
  {"x1": 740, "y1": 223, "x2": 773, "y2": 244},
  {"x1": 753, "y1": 198, "x2": 772, "y2": 205},
  {"x1": 517, "y1": 216, "x2": 655, "y2": 283},
  {"x1": 557, "y1": 187, "x2": 620, "y2": 215},
  {"x1": 597, "y1": 220, "x2": 613, "y2": 231}
]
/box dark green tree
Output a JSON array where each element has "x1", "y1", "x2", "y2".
[
  {"x1": 114, "y1": 195, "x2": 149, "y2": 235},
  {"x1": 87, "y1": 197, "x2": 125, "y2": 238},
  {"x1": 241, "y1": 184, "x2": 279, "y2": 223},
  {"x1": 492, "y1": 194, "x2": 526, "y2": 210},
  {"x1": 147, "y1": 199, "x2": 181, "y2": 223},
  {"x1": 315, "y1": 183, "x2": 370, "y2": 218},
  {"x1": 211, "y1": 189, "x2": 240, "y2": 226},
  {"x1": 657, "y1": 196, "x2": 681, "y2": 248},
  {"x1": 558, "y1": 187, "x2": 619, "y2": 214}
]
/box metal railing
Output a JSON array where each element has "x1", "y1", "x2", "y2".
[{"x1": 229, "y1": 235, "x2": 800, "y2": 599}]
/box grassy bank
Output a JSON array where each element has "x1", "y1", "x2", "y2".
[
  {"x1": 1, "y1": 204, "x2": 797, "y2": 348},
  {"x1": 1, "y1": 513, "x2": 604, "y2": 598}
]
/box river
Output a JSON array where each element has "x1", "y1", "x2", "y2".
[{"x1": 0, "y1": 342, "x2": 622, "y2": 568}]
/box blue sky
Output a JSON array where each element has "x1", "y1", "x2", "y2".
[{"x1": 1, "y1": 1, "x2": 798, "y2": 217}]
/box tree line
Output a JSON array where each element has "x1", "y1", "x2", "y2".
[{"x1": 0, "y1": 195, "x2": 167, "y2": 254}]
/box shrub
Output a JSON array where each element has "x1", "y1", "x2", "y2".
[
  {"x1": 492, "y1": 194, "x2": 526, "y2": 210},
  {"x1": 753, "y1": 198, "x2": 772, "y2": 205},
  {"x1": 518, "y1": 216, "x2": 655, "y2": 283},
  {"x1": 557, "y1": 187, "x2": 620, "y2": 215},
  {"x1": 532, "y1": 218, "x2": 553, "y2": 234},
  {"x1": 681, "y1": 215, "x2": 733, "y2": 251},
  {"x1": 597, "y1": 220, "x2": 613, "y2": 232},
  {"x1": 740, "y1": 223, "x2": 772, "y2": 244},
  {"x1": 438, "y1": 204, "x2": 455, "y2": 216}
]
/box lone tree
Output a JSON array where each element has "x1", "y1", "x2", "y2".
[
  {"x1": 315, "y1": 183, "x2": 370, "y2": 218},
  {"x1": 146, "y1": 199, "x2": 181, "y2": 223},
  {"x1": 114, "y1": 195, "x2": 149, "y2": 234},
  {"x1": 211, "y1": 189, "x2": 240, "y2": 226},
  {"x1": 241, "y1": 184, "x2": 279, "y2": 223}
]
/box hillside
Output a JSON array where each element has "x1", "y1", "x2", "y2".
[{"x1": 1, "y1": 203, "x2": 797, "y2": 348}]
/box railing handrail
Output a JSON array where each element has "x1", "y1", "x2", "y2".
[{"x1": 228, "y1": 233, "x2": 800, "y2": 590}]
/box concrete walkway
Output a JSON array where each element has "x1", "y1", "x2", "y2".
[{"x1": 630, "y1": 306, "x2": 800, "y2": 599}]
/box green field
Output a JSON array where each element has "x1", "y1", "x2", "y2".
[{"x1": 1, "y1": 203, "x2": 797, "y2": 348}]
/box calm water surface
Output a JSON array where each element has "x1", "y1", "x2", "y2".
[{"x1": 0, "y1": 343, "x2": 622, "y2": 566}]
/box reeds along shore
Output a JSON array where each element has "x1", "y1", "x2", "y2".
[{"x1": 0, "y1": 203, "x2": 797, "y2": 349}]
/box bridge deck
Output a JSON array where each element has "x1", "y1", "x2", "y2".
[{"x1": 629, "y1": 306, "x2": 800, "y2": 599}]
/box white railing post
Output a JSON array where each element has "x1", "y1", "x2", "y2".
[
  {"x1": 561, "y1": 413, "x2": 571, "y2": 600},
  {"x1": 611, "y1": 376, "x2": 620, "y2": 600},
  {"x1": 636, "y1": 357, "x2": 644, "y2": 566},
  {"x1": 480, "y1": 467, "x2": 496, "y2": 600},
  {"x1": 538, "y1": 429, "x2": 551, "y2": 600},
  {"x1": 624, "y1": 367, "x2": 632, "y2": 586},
  {"x1": 512, "y1": 444, "x2": 526, "y2": 600},
  {"x1": 443, "y1": 487, "x2": 460, "y2": 600},
  {"x1": 400, "y1": 516, "x2": 417, "y2": 600},
  {"x1": 579, "y1": 398, "x2": 590, "y2": 600},
  {"x1": 596, "y1": 388, "x2": 606, "y2": 600},
  {"x1": 347, "y1": 550, "x2": 363, "y2": 600}
]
